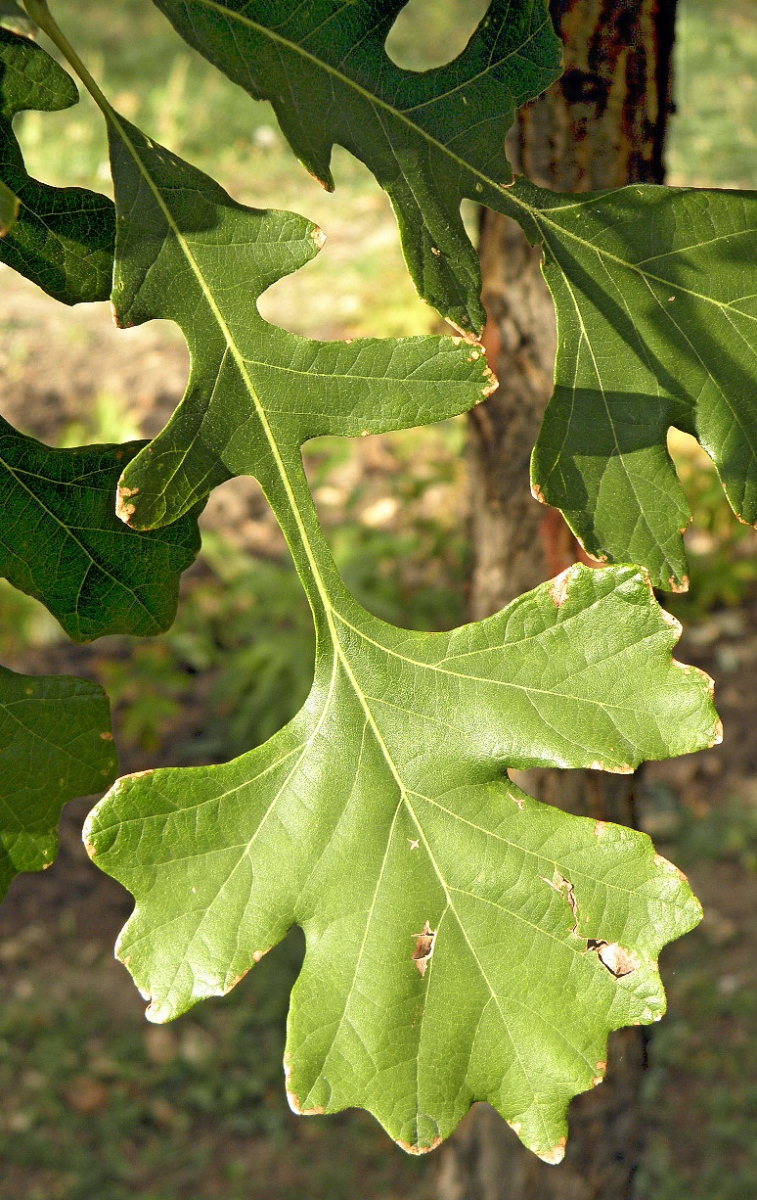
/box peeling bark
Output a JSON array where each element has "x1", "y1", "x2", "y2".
[{"x1": 443, "y1": 2, "x2": 678, "y2": 1196}]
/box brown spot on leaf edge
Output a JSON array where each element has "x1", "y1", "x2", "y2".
[
  {"x1": 549, "y1": 567, "x2": 573, "y2": 607},
  {"x1": 396, "y1": 1135, "x2": 443, "y2": 1156},
  {"x1": 539, "y1": 1137, "x2": 567, "y2": 1165}
]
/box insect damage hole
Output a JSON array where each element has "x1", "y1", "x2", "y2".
[
  {"x1": 587, "y1": 939, "x2": 638, "y2": 978},
  {"x1": 385, "y1": 0, "x2": 490, "y2": 71},
  {"x1": 411, "y1": 921, "x2": 436, "y2": 977}
]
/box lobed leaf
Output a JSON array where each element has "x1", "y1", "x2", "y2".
[
  {"x1": 105, "y1": 117, "x2": 494, "y2": 530},
  {"x1": 86, "y1": 563, "x2": 716, "y2": 1159},
  {"x1": 151, "y1": 1, "x2": 757, "y2": 589},
  {"x1": 0, "y1": 420, "x2": 204, "y2": 642},
  {"x1": 27, "y1": 15, "x2": 719, "y2": 1156},
  {"x1": 149, "y1": 0, "x2": 563, "y2": 334},
  {"x1": 0, "y1": 27, "x2": 114, "y2": 303},
  {"x1": 45, "y1": 61, "x2": 718, "y2": 1156},
  {"x1": 0, "y1": 663, "x2": 117, "y2": 901}
]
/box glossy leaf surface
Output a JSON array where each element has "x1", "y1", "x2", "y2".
[{"x1": 0, "y1": 664, "x2": 117, "y2": 900}]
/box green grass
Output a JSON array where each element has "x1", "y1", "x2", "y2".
[{"x1": 668, "y1": 0, "x2": 757, "y2": 188}]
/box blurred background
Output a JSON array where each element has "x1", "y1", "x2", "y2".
[{"x1": 1, "y1": 0, "x2": 756, "y2": 1196}]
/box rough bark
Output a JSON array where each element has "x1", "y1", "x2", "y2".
[{"x1": 440, "y1": 2, "x2": 678, "y2": 1197}]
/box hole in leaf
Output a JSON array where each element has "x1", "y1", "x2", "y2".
[{"x1": 385, "y1": 0, "x2": 491, "y2": 71}]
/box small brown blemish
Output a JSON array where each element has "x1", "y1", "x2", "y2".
[
  {"x1": 225, "y1": 968, "x2": 251, "y2": 991},
  {"x1": 430, "y1": 246, "x2": 441, "y2": 256},
  {"x1": 588, "y1": 760, "x2": 633, "y2": 774},
  {"x1": 411, "y1": 921, "x2": 436, "y2": 977},
  {"x1": 595, "y1": 1060, "x2": 606, "y2": 1072},
  {"x1": 482, "y1": 366, "x2": 497, "y2": 398},
  {"x1": 593, "y1": 1075, "x2": 604, "y2": 1087},
  {"x1": 83, "y1": 838, "x2": 95, "y2": 859},
  {"x1": 654, "y1": 853, "x2": 688, "y2": 882},
  {"x1": 593, "y1": 820, "x2": 607, "y2": 836},
  {"x1": 539, "y1": 1137, "x2": 567, "y2": 1165},
  {"x1": 549, "y1": 567, "x2": 572, "y2": 608},
  {"x1": 116, "y1": 483, "x2": 139, "y2": 524},
  {"x1": 100, "y1": 731, "x2": 113, "y2": 741},
  {"x1": 709, "y1": 718, "x2": 724, "y2": 748},
  {"x1": 588, "y1": 940, "x2": 638, "y2": 978},
  {"x1": 253, "y1": 947, "x2": 271, "y2": 964},
  {"x1": 574, "y1": 532, "x2": 608, "y2": 564},
  {"x1": 531, "y1": 481, "x2": 546, "y2": 504},
  {"x1": 542, "y1": 871, "x2": 578, "y2": 934},
  {"x1": 397, "y1": 1136, "x2": 443, "y2": 1156},
  {"x1": 659, "y1": 608, "x2": 683, "y2": 635}
]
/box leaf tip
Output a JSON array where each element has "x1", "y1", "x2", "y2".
[
  {"x1": 396, "y1": 1135, "x2": 443, "y2": 1156},
  {"x1": 538, "y1": 1137, "x2": 566, "y2": 1165},
  {"x1": 286, "y1": 1089, "x2": 324, "y2": 1117},
  {"x1": 668, "y1": 574, "x2": 690, "y2": 593}
]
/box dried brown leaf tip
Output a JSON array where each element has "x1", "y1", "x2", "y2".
[{"x1": 411, "y1": 920, "x2": 436, "y2": 977}]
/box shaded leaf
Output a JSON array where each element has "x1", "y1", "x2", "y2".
[
  {"x1": 86, "y1": 563, "x2": 715, "y2": 1158},
  {"x1": 0, "y1": 1, "x2": 33, "y2": 35},
  {"x1": 0, "y1": 173, "x2": 17, "y2": 232},
  {"x1": 149, "y1": 0, "x2": 563, "y2": 334},
  {"x1": 0, "y1": 420, "x2": 203, "y2": 642},
  {"x1": 518, "y1": 182, "x2": 757, "y2": 590},
  {"x1": 150, "y1": 3, "x2": 757, "y2": 590},
  {"x1": 0, "y1": 27, "x2": 114, "y2": 303},
  {"x1": 0, "y1": 663, "x2": 117, "y2": 901}
]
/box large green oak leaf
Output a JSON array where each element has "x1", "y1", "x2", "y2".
[
  {"x1": 149, "y1": 1, "x2": 757, "y2": 590},
  {"x1": 0, "y1": 421, "x2": 204, "y2": 641},
  {"x1": 30, "y1": 25, "x2": 720, "y2": 1157},
  {"x1": 86, "y1": 562, "x2": 717, "y2": 1159},
  {"x1": 0, "y1": 663, "x2": 117, "y2": 901},
  {"x1": 149, "y1": 0, "x2": 563, "y2": 334},
  {"x1": 0, "y1": 27, "x2": 114, "y2": 303}
]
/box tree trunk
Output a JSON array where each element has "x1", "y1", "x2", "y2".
[{"x1": 439, "y1": 2, "x2": 678, "y2": 1197}]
